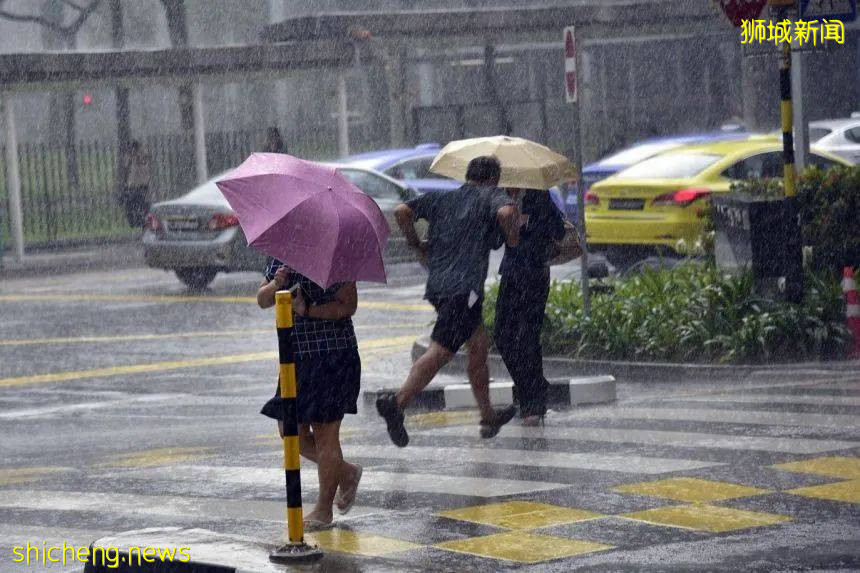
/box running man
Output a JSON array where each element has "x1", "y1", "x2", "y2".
[{"x1": 376, "y1": 156, "x2": 521, "y2": 447}]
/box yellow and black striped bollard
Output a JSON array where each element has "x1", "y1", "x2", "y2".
[{"x1": 269, "y1": 289, "x2": 323, "y2": 563}]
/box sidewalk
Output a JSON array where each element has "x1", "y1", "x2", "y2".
[{"x1": 0, "y1": 239, "x2": 143, "y2": 279}]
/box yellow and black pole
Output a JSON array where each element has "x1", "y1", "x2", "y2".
[
  {"x1": 779, "y1": 38, "x2": 796, "y2": 198},
  {"x1": 774, "y1": 1, "x2": 804, "y2": 303},
  {"x1": 270, "y1": 289, "x2": 322, "y2": 563}
]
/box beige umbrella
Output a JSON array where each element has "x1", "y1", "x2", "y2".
[{"x1": 429, "y1": 135, "x2": 578, "y2": 190}]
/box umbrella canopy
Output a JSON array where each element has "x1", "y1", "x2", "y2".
[
  {"x1": 429, "y1": 135, "x2": 577, "y2": 190},
  {"x1": 216, "y1": 153, "x2": 390, "y2": 288}
]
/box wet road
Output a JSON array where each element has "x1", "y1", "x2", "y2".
[{"x1": 0, "y1": 264, "x2": 858, "y2": 572}]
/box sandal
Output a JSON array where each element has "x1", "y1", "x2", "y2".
[
  {"x1": 303, "y1": 517, "x2": 335, "y2": 532},
  {"x1": 336, "y1": 464, "x2": 363, "y2": 515}
]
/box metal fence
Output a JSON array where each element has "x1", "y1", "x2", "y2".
[{"x1": 0, "y1": 130, "x2": 261, "y2": 250}]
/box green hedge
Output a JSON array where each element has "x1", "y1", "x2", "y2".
[{"x1": 485, "y1": 262, "x2": 851, "y2": 364}]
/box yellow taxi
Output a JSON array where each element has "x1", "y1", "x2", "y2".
[{"x1": 585, "y1": 138, "x2": 850, "y2": 266}]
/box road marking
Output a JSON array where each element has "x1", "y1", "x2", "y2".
[
  {"x1": 770, "y1": 456, "x2": 860, "y2": 479},
  {"x1": 665, "y1": 393, "x2": 860, "y2": 407},
  {"x1": 418, "y1": 425, "x2": 859, "y2": 455},
  {"x1": 0, "y1": 335, "x2": 417, "y2": 388},
  {"x1": 575, "y1": 407, "x2": 860, "y2": 429},
  {"x1": 435, "y1": 531, "x2": 612, "y2": 564},
  {"x1": 0, "y1": 466, "x2": 73, "y2": 486},
  {"x1": 614, "y1": 478, "x2": 771, "y2": 503},
  {"x1": 621, "y1": 504, "x2": 790, "y2": 533},
  {"x1": 0, "y1": 352, "x2": 276, "y2": 388},
  {"x1": 406, "y1": 410, "x2": 481, "y2": 429},
  {"x1": 339, "y1": 444, "x2": 722, "y2": 474},
  {"x1": 99, "y1": 465, "x2": 570, "y2": 497},
  {"x1": 785, "y1": 480, "x2": 860, "y2": 503},
  {"x1": 306, "y1": 529, "x2": 419, "y2": 557},
  {"x1": 0, "y1": 293, "x2": 433, "y2": 311},
  {"x1": 0, "y1": 489, "x2": 382, "y2": 524},
  {"x1": 438, "y1": 501, "x2": 602, "y2": 530},
  {"x1": 95, "y1": 446, "x2": 216, "y2": 468},
  {"x1": 0, "y1": 324, "x2": 425, "y2": 347},
  {"x1": 0, "y1": 394, "x2": 180, "y2": 419}
]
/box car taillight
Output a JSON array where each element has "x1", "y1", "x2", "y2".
[
  {"x1": 652, "y1": 188, "x2": 711, "y2": 207},
  {"x1": 584, "y1": 191, "x2": 600, "y2": 206},
  {"x1": 208, "y1": 213, "x2": 239, "y2": 230},
  {"x1": 145, "y1": 213, "x2": 161, "y2": 231}
]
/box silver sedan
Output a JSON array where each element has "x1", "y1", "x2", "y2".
[{"x1": 143, "y1": 165, "x2": 418, "y2": 289}]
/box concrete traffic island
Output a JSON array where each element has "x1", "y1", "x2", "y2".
[{"x1": 82, "y1": 528, "x2": 314, "y2": 572}]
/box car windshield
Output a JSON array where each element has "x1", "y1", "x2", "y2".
[
  {"x1": 613, "y1": 152, "x2": 723, "y2": 179},
  {"x1": 597, "y1": 141, "x2": 681, "y2": 167},
  {"x1": 809, "y1": 127, "x2": 832, "y2": 142}
]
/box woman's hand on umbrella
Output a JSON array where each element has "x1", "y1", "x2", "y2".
[{"x1": 273, "y1": 266, "x2": 289, "y2": 289}]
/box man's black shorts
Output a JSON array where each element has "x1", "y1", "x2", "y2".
[{"x1": 430, "y1": 293, "x2": 484, "y2": 353}]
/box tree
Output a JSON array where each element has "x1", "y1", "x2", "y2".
[{"x1": 0, "y1": 0, "x2": 104, "y2": 201}]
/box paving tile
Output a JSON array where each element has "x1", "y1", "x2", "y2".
[
  {"x1": 785, "y1": 479, "x2": 860, "y2": 504},
  {"x1": 306, "y1": 528, "x2": 420, "y2": 557},
  {"x1": 435, "y1": 530, "x2": 613, "y2": 564},
  {"x1": 621, "y1": 504, "x2": 791, "y2": 533},
  {"x1": 614, "y1": 477, "x2": 771, "y2": 503},
  {"x1": 770, "y1": 456, "x2": 860, "y2": 480},
  {"x1": 437, "y1": 500, "x2": 602, "y2": 530}
]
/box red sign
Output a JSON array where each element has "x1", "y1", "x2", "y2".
[
  {"x1": 714, "y1": 0, "x2": 768, "y2": 27},
  {"x1": 564, "y1": 26, "x2": 577, "y2": 103}
]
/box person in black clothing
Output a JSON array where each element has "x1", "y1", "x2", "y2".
[
  {"x1": 376, "y1": 156, "x2": 522, "y2": 447},
  {"x1": 494, "y1": 188, "x2": 567, "y2": 425},
  {"x1": 263, "y1": 127, "x2": 286, "y2": 154},
  {"x1": 257, "y1": 258, "x2": 362, "y2": 530}
]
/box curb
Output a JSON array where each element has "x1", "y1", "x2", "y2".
[
  {"x1": 410, "y1": 336, "x2": 860, "y2": 383},
  {"x1": 83, "y1": 527, "x2": 283, "y2": 572},
  {"x1": 0, "y1": 239, "x2": 143, "y2": 278},
  {"x1": 362, "y1": 375, "x2": 616, "y2": 411}
]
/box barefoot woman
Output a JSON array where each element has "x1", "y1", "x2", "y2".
[{"x1": 257, "y1": 258, "x2": 363, "y2": 530}]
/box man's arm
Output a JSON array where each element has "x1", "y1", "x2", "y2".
[
  {"x1": 395, "y1": 203, "x2": 422, "y2": 248},
  {"x1": 496, "y1": 204, "x2": 521, "y2": 247},
  {"x1": 395, "y1": 203, "x2": 427, "y2": 264}
]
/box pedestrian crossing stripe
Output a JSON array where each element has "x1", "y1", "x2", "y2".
[
  {"x1": 620, "y1": 504, "x2": 791, "y2": 533},
  {"x1": 785, "y1": 480, "x2": 860, "y2": 503},
  {"x1": 614, "y1": 478, "x2": 772, "y2": 503},
  {"x1": 434, "y1": 531, "x2": 613, "y2": 563},
  {"x1": 769, "y1": 456, "x2": 860, "y2": 479},
  {"x1": 97, "y1": 465, "x2": 569, "y2": 497},
  {"x1": 417, "y1": 424, "x2": 859, "y2": 455},
  {"x1": 437, "y1": 501, "x2": 603, "y2": 530},
  {"x1": 334, "y1": 444, "x2": 722, "y2": 474},
  {"x1": 576, "y1": 407, "x2": 860, "y2": 429},
  {"x1": 666, "y1": 393, "x2": 860, "y2": 407}
]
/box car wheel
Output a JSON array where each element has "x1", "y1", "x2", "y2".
[{"x1": 175, "y1": 267, "x2": 218, "y2": 290}]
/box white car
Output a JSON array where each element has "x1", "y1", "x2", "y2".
[
  {"x1": 809, "y1": 116, "x2": 860, "y2": 164},
  {"x1": 143, "y1": 165, "x2": 418, "y2": 289}
]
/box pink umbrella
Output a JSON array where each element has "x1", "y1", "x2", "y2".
[{"x1": 216, "y1": 153, "x2": 390, "y2": 288}]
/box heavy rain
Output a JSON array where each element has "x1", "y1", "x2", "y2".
[{"x1": 0, "y1": 0, "x2": 858, "y2": 571}]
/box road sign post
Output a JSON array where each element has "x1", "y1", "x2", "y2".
[{"x1": 564, "y1": 25, "x2": 590, "y2": 317}]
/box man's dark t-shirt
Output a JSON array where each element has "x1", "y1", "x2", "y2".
[{"x1": 406, "y1": 184, "x2": 509, "y2": 300}]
